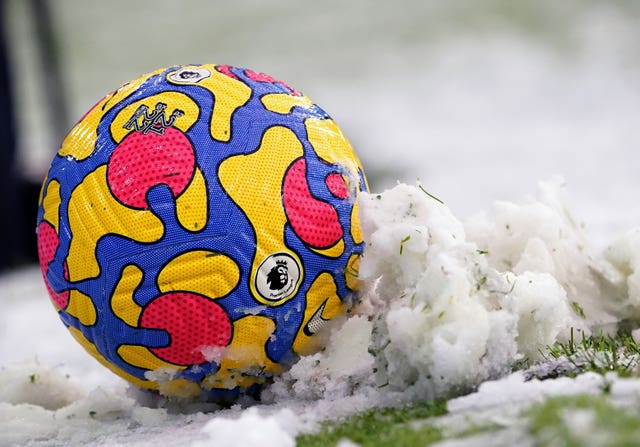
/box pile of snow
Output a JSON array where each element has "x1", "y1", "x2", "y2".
[
  {"x1": 271, "y1": 179, "x2": 640, "y2": 407},
  {"x1": 4, "y1": 179, "x2": 640, "y2": 446}
]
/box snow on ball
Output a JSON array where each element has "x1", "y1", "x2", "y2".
[{"x1": 36, "y1": 64, "x2": 367, "y2": 398}]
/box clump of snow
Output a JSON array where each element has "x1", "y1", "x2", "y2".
[
  {"x1": 359, "y1": 183, "x2": 515, "y2": 396},
  {"x1": 0, "y1": 363, "x2": 84, "y2": 410},
  {"x1": 465, "y1": 179, "x2": 620, "y2": 331},
  {"x1": 273, "y1": 180, "x2": 603, "y2": 405},
  {"x1": 429, "y1": 371, "x2": 608, "y2": 445},
  {"x1": 199, "y1": 345, "x2": 228, "y2": 363},
  {"x1": 358, "y1": 180, "x2": 600, "y2": 392},
  {"x1": 602, "y1": 228, "x2": 640, "y2": 323},
  {"x1": 267, "y1": 316, "x2": 373, "y2": 402},
  {"x1": 446, "y1": 371, "x2": 605, "y2": 414},
  {"x1": 193, "y1": 408, "x2": 298, "y2": 447},
  {"x1": 0, "y1": 363, "x2": 161, "y2": 446}
]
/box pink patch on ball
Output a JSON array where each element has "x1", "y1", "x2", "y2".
[
  {"x1": 283, "y1": 158, "x2": 343, "y2": 249},
  {"x1": 107, "y1": 127, "x2": 195, "y2": 209},
  {"x1": 325, "y1": 173, "x2": 348, "y2": 199},
  {"x1": 140, "y1": 292, "x2": 232, "y2": 366},
  {"x1": 37, "y1": 221, "x2": 70, "y2": 309},
  {"x1": 216, "y1": 65, "x2": 239, "y2": 80}
]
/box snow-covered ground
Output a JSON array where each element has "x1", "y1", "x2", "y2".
[{"x1": 3, "y1": 1, "x2": 640, "y2": 446}]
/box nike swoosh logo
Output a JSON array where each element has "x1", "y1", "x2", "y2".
[{"x1": 303, "y1": 301, "x2": 328, "y2": 336}]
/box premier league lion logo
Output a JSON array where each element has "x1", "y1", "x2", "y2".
[
  {"x1": 36, "y1": 64, "x2": 367, "y2": 398},
  {"x1": 267, "y1": 261, "x2": 289, "y2": 291}
]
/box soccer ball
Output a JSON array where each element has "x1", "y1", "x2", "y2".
[{"x1": 36, "y1": 64, "x2": 367, "y2": 397}]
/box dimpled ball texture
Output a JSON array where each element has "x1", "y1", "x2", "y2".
[{"x1": 36, "y1": 64, "x2": 367, "y2": 398}]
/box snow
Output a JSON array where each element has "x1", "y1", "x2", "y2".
[
  {"x1": 446, "y1": 372, "x2": 605, "y2": 414},
  {"x1": 193, "y1": 408, "x2": 297, "y2": 447},
  {"x1": 428, "y1": 372, "x2": 607, "y2": 447}
]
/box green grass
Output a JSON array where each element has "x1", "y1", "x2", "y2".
[
  {"x1": 296, "y1": 400, "x2": 447, "y2": 447},
  {"x1": 529, "y1": 395, "x2": 640, "y2": 447},
  {"x1": 544, "y1": 329, "x2": 640, "y2": 377}
]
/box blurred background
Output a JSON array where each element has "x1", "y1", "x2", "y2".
[{"x1": 1, "y1": 0, "x2": 639, "y2": 271}]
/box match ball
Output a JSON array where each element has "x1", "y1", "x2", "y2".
[{"x1": 36, "y1": 64, "x2": 367, "y2": 397}]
